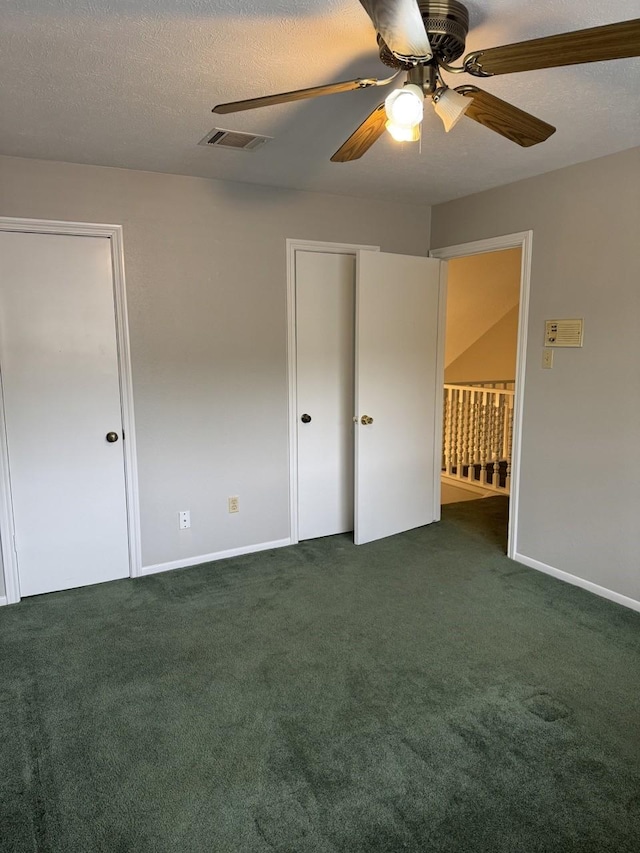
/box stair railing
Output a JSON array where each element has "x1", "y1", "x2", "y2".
[{"x1": 442, "y1": 382, "x2": 515, "y2": 494}]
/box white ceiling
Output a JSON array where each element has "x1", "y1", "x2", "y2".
[{"x1": 1, "y1": 0, "x2": 638, "y2": 204}]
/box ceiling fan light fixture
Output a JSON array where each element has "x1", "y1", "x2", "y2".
[
  {"x1": 384, "y1": 120, "x2": 421, "y2": 142},
  {"x1": 432, "y1": 87, "x2": 472, "y2": 132},
  {"x1": 384, "y1": 84, "x2": 424, "y2": 129}
]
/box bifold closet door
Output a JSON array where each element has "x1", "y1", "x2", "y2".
[{"x1": 0, "y1": 230, "x2": 130, "y2": 597}]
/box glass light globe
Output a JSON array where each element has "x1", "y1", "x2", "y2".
[
  {"x1": 385, "y1": 121, "x2": 421, "y2": 142},
  {"x1": 433, "y1": 88, "x2": 472, "y2": 132},
  {"x1": 385, "y1": 84, "x2": 424, "y2": 129}
]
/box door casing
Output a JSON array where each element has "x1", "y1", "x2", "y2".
[
  {"x1": 430, "y1": 231, "x2": 533, "y2": 560},
  {"x1": 0, "y1": 217, "x2": 141, "y2": 605},
  {"x1": 286, "y1": 239, "x2": 378, "y2": 544}
]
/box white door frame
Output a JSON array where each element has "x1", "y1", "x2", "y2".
[
  {"x1": 429, "y1": 231, "x2": 533, "y2": 560},
  {"x1": 286, "y1": 239, "x2": 379, "y2": 544},
  {"x1": 0, "y1": 217, "x2": 142, "y2": 605}
]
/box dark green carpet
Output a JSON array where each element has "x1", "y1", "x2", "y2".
[{"x1": 1, "y1": 497, "x2": 639, "y2": 852}]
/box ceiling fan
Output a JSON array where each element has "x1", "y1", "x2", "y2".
[{"x1": 212, "y1": 1, "x2": 640, "y2": 161}]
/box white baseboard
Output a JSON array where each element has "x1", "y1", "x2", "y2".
[
  {"x1": 140, "y1": 538, "x2": 292, "y2": 577},
  {"x1": 514, "y1": 552, "x2": 640, "y2": 613},
  {"x1": 0, "y1": 595, "x2": 7, "y2": 607},
  {"x1": 441, "y1": 474, "x2": 506, "y2": 498}
]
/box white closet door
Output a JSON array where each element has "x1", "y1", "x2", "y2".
[
  {"x1": 296, "y1": 251, "x2": 355, "y2": 540},
  {"x1": 355, "y1": 250, "x2": 442, "y2": 545},
  {"x1": 0, "y1": 231, "x2": 130, "y2": 596}
]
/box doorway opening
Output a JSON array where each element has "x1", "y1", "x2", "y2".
[{"x1": 430, "y1": 232, "x2": 532, "y2": 558}]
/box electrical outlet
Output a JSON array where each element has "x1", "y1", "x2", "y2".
[
  {"x1": 542, "y1": 349, "x2": 554, "y2": 369},
  {"x1": 179, "y1": 510, "x2": 191, "y2": 529},
  {"x1": 228, "y1": 496, "x2": 239, "y2": 514}
]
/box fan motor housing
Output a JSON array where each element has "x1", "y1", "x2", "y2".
[{"x1": 378, "y1": 0, "x2": 470, "y2": 68}]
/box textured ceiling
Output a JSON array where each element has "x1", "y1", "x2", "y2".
[{"x1": 1, "y1": 0, "x2": 639, "y2": 204}]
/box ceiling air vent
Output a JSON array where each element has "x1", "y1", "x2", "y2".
[{"x1": 199, "y1": 128, "x2": 271, "y2": 151}]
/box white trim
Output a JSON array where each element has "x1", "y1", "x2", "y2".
[
  {"x1": 109, "y1": 227, "x2": 143, "y2": 578},
  {"x1": 429, "y1": 232, "x2": 533, "y2": 261},
  {"x1": 431, "y1": 262, "x2": 448, "y2": 522},
  {"x1": 0, "y1": 216, "x2": 142, "y2": 603},
  {"x1": 0, "y1": 367, "x2": 20, "y2": 604},
  {"x1": 0, "y1": 595, "x2": 7, "y2": 607},
  {"x1": 441, "y1": 474, "x2": 500, "y2": 497},
  {"x1": 0, "y1": 217, "x2": 129, "y2": 240},
  {"x1": 140, "y1": 538, "x2": 292, "y2": 576},
  {"x1": 286, "y1": 239, "x2": 379, "y2": 545},
  {"x1": 514, "y1": 552, "x2": 640, "y2": 614},
  {"x1": 430, "y1": 230, "x2": 533, "y2": 560}
]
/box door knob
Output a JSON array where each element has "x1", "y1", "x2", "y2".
[
  {"x1": 300, "y1": 414, "x2": 312, "y2": 424},
  {"x1": 105, "y1": 431, "x2": 119, "y2": 443},
  {"x1": 360, "y1": 415, "x2": 374, "y2": 425}
]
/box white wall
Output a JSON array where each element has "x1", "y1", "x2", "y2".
[
  {"x1": 0, "y1": 155, "x2": 431, "y2": 587},
  {"x1": 432, "y1": 147, "x2": 640, "y2": 607},
  {"x1": 444, "y1": 248, "x2": 521, "y2": 368},
  {"x1": 445, "y1": 305, "x2": 519, "y2": 384}
]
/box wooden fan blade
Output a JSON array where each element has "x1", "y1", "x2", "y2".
[
  {"x1": 455, "y1": 86, "x2": 556, "y2": 147},
  {"x1": 465, "y1": 18, "x2": 640, "y2": 76},
  {"x1": 359, "y1": 0, "x2": 432, "y2": 60},
  {"x1": 331, "y1": 104, "x2": 388, "y2": 162},
  {"x1": 213, "y1": 80, "x2": 369, "y2": 114}
]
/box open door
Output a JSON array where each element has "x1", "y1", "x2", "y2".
[{"x1": 354, "y1": 250, "x2": 443, "y2": 545}]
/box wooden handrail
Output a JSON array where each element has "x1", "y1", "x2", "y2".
[
  {"x1": 444, "y1": 383, "x2": 514, "y2": 396},
  {"x1": 447, "y1": 379, "x2": 515, "y2": 390}
]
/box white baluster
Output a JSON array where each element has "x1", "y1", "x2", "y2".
[
  {"x1": 456, "y1": 390, "x2": 464, "y2": 482},
  {"x1": 479, "y1": 390, "x2": 489, "y2": 485},
  {"x1": 497, "y1": 395, "x2": 506, "y2": 490},
  {"x1": 451, "y1": 387, "x2": 459, "y2": 479},
  {"x1": 462, "y1": 387, "x2": 470, "y2": 476},
  {"x1": 446, "y1": 389, "x2": 453, "y2": 477},
  {"x1": 489, "y1": 392, "x2": 500, "y2": 489},
  {"x1": 471, "y1": 389, "x2": 481, "y2": 484},
  {"x1": 505, "y1": 394, "x2": 514, "y2": 492}
]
